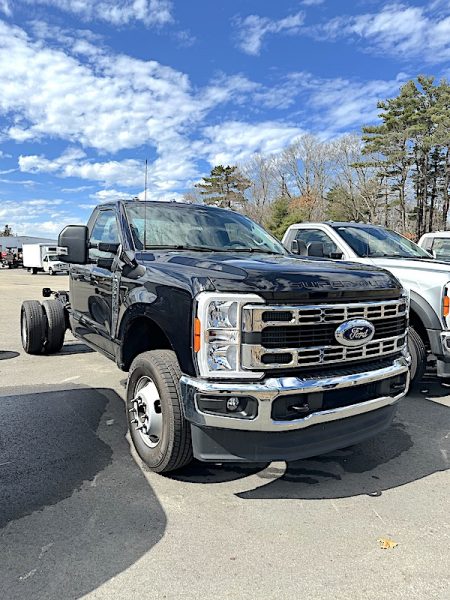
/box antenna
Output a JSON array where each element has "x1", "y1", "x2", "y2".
[{"x1": 144, "y1": 159, "x2": 148, "y2": 250}]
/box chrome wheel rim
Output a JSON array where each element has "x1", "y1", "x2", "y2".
[
  {"x1": 21, "y1": 313, "x2": 27, "y2": 346},
  {"x1": 130, "y1": 376, "x2": 163, "y2": 448}
]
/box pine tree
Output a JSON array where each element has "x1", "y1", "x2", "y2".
[{"x1": 195, "y1": 165, "x2": 251, "y2": 208}]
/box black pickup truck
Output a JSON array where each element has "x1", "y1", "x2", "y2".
[{"x1": 20, "y1": 200, "x2": 410, "y2": 473}]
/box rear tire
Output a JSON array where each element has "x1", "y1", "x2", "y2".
[
  {"x1": 126, "y1": 350, "x2": 193, "y2": 473},
  {"x1": 21, "y1": 300, "x2": 46, "y2": 354},
  {"x1": 408, "y1": 327, "x2": 426, "y2": 390},
  {"x1": 42, "y1": 299, "x2": 66, "y2": 353}
]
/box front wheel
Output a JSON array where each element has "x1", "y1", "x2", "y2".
[
  {"x1": 126, "y1": 350, "x2": 193, "y2": 473},
  {"x1": 408, "y1": 327, "x2": 426, "y2": 390},
  {"x1": 49, "y1": 268, "x2": 54, "y2": 276}
]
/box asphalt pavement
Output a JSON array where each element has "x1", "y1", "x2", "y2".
[{"x1": 0, "y1": 269, "x2": 449, "y2": 599}]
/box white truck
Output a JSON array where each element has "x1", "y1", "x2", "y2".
[
  {"x1": 282, "y1": 221, "x2": 450, "y2": 386},
  {"x1": 22, "y1": 243, "x2": 69, "y2": 275}
]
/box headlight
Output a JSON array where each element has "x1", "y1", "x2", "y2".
[{"x1": 194, "y1": 292, "x2": 264, "y2": 379}]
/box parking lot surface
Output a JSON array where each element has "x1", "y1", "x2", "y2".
[{"x1": 0, "y1": 269, "x2": 449, "y2": 599}]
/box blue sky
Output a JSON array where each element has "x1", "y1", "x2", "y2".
[{"x1": 0, "y1": 0, "x2": 449, "y2": 236}]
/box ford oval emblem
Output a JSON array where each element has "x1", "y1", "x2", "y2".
[{"x1": 335, "y1": 319, "x2": 375, "y2": 347}]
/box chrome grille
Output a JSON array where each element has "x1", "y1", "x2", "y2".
[{"x1": 241, "y1": 299, "x2": 408, "y2": 370}]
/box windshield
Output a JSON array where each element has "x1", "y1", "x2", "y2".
[
  {"x1": 125, "y1": 202, "x2": 286, "y2": 254},
  {"x1": 335, "y1": 225, "x2": 432, "y2": 259}
]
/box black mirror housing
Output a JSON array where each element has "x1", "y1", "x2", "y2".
[
  {"x1": 58, "y1": 225, "x2": 88, "y2": 264},
  {"x1": 307, "y1": 242, "x2": 324, "y2": 258}
]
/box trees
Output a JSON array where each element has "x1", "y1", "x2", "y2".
[
  {"x1": 279, "y1": 134, "x2": 331, "y2": 221},
  {"x1": 0, "y1": 225, "x2": 13, "y2": 236},
  {"x1": 362, "y1": 76, "x2": 450, "y2": 237},
  {"x1": 185, "y1": 76, "x2": 449, "y2": 237},
  {"x1": 265, "y1": 196, "x2": 307, "y2": 239},
  {"x1": 195, "y1": 165, "x2": 251, "y2": 208}
]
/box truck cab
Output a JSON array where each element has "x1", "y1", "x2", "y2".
[
  {"x1": 283, "y1": 222, "x2": 450, "y2": 382},
  {"x1": 21, "y1": 202, "x2": 410, "y2": 473}
]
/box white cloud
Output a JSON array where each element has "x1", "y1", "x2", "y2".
[
  {"x1": 285, "y1": 72, "x2": 408, "y2": 135},
  {"x1": 311, "y1": 2, "x2": 450, "y2": 63},
  {"x1": 234, "y1": 11, "x2": 305, "y2": 56},
  {"x1": 0, "y1": 1, "x2": 10, "y2": 17},
  {"x1": 90, "y1": 189, "x2": 131, "y2": 203},
  {"x1": 301, "y1": 0, "x2": 324, "y2": 5},
  {"x1": 0, "y1": 21, "x2": 261, "y2": 196},
  {"x1": 198, "y1": 121, "x2": 304, "y2": 165},
  {"x1": 19, "y1": 151, "x2": 144, "y2": 188},
  {"x1": 0, "y1": 198, "x2": 78, "y2": 236},
  {"x1": 61, "y1": 185, "x2": 95, "y2": 193},
  {"x1": 22, "y1": 0, "x2": 173, "y2": 27}
]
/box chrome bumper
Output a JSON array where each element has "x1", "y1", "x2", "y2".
[{"x1": 180, "y1": 357, "x2": 410, "y2": 432}]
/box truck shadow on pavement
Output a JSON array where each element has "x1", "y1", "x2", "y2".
[
  {"x1": 57, "y1": 342, "x2": 95, "y2": 355},
  {"x1": 0, "y1": 351, "x2": 20, "y2": 361},
  {"x1": 171, "y1": 381, "x2": 449, "y2": 498},
  {"x1": 236, "y1": 385, "x2": 449, "y2": 500},
  {"x1": 0, "y1": 385, "x2": 166, "y2": 600}
]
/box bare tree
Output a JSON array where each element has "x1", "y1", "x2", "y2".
[
  {"x1": 279, "y1": 134, "x2": 332, "y2": 220},
  {"x1": 240, "y1": 154, "x2": 279, "y2": 223}
]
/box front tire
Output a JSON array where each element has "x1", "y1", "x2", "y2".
[
  {"x1": 21, "y1": 300, "x2": 46, "y2": 354},
  {"x1": 408, "y1": 327, "x2": 426, "y2": 390},
  {"x1": 126, "y1": 350, "x2": 193, "y2": 473},
  {"x1": 49, "y1": 268, "x2": 54, "y2": 276},
  {"x1": 42, "y1": 299, "x2": 66, "y2": 353}
]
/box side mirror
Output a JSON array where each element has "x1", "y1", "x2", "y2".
[
  {"x1": 307, "y1": 242, "x2": 324, "y2": 258},
  {"x1": 58, "y1": 225, "x2": 88, "y2": 264},
  {"x1": 330, "y1": 251, "x2": 343, "y2": 260},
  {"x1": 291, "y1": 239, "x2": 307, "y2": 256}
]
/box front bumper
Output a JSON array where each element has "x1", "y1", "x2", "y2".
[
  {"x1": 180, "y1": 357, "x2": 409, "y2": 462},
  {"x1": 427, "y1": 329, "x2": 450, "y2": 377}
]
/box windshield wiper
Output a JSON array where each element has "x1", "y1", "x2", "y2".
[
  {"x1": 143, "y1": 245, "x2": 283, "y2": 254},
  {"x1": 227, "y1": 248, "x2": 283, "y2": 255},
  {"x1": 144, "y1": 245, "x2": 227, "y2": 252}
]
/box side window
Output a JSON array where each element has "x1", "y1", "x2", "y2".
[
  {"x1": 432, "y1": 238, "x2": 450, "y2": 258},
  {"x1": 295, "y1": 229, "x2": 340, "y2": 258},
  {"x1": 421, "y1": 237, "x2": 432, "y2": 251},
  {"x1": 89, "y1": 210, "x2": 119, "y2": 260}
]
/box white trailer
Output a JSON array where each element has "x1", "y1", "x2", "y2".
[{"x1": 22, "y1": 243, "x2": 68, "y2": 275}]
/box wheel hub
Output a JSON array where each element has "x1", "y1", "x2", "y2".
[{"x1": 130, "y1": 377, "x2": 163, "y2": 448}]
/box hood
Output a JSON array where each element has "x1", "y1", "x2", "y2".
[
  {"x1": 371, "y1": 257, "x2": 450, "y2": 276},
  {"x1": 139, "y1": 251, "x2": 402, "y2": 301}
]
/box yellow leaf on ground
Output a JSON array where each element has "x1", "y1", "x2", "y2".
[{"x1": 377, "y1": 538, "x2": 398, "y2": 550}]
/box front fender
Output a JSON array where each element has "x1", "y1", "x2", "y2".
[
  {"x1": 117, "y1": 283, "x2": 195, "y2": 375},
  {"x1": 409, "y1": 290, "x2": 442, "y2": 331}
]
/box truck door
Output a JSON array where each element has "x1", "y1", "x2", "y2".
[{"x1": 70, "y1": 208, "x2": 120, "y2": 356}]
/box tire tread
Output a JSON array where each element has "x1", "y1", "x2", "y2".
[
  {"x1": 42, "y1": 299, "x2": 66, "y2": 353},
  {"x1": 21, "y1": 300, "x2": 46, "y2": 354},
  {"x1": 127, "y1": 350, "x2": 192, "y2": 473}
]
